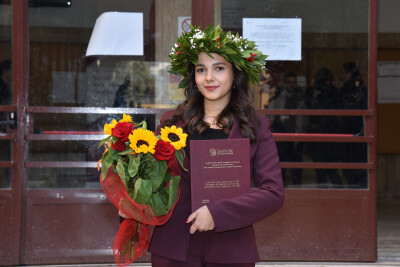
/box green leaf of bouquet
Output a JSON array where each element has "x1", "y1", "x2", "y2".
[
  {"x1": 101, "y1": 152, "x2": 113, "y2": 181},
  {"x1": 142, "y1": 120, "x2": 147, "y2": 130},
  {"x1": 162, "y1": 171, "x2": 173, "y2": 184},
  {"x1": 133, "y1": 178, "x2": 152, "y2": 205},
  {"x1": 128, "y1": 155, "x2": 141, "y2": 177},
  {"x1": 168, "y1": 176, "x2": 181, "y2": 210},
  {"x1": 175, "y1": 150, "x2": 188, "y2": 171},
  {"x1": 149, "y1": 157, "x2": 168, "y2": 192},
  {"x1": 108, "y1": 148, "x2": 119, "y2": 161},
  {"x1": 148, "y1": 192, "x2": 168, "y2": 216},
  {"x1": 98, "y1": 136, "x2": 111, "y2": 148},
  {"x1": 111, "y1": 135, "x2": 117, "y2": 143},
  {"x1": 116, "y1": 159, "x2": 127, "y2": 187},
  {"x1": 117, "y1": 148, "x2": 134, "y2": 156}
]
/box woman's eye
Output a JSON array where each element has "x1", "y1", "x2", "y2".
[
  {"x1": 216, "y1": 67, "x2": 224, "y2": 71},
  {"x1": 196, "y1": 68, "x2": 205, "y2": 73}
]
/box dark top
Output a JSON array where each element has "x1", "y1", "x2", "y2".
[
  {"x1": 148, "y1": 110, "x2": 284, "y2": 263},
  {"x1": 185, "y1": 127, "x2": 229, "y2": 159}
]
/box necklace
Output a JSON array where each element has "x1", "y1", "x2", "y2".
[{"x1": 204, "y1": 115, "x2": 217, "y2": 126}]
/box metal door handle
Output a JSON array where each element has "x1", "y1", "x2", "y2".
[{"x1": 0, "y1": 112, "x2": 17, "y2": 129}]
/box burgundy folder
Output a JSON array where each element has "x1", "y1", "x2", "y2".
[{"x1": 190, "y1": 138, "x2": 251, "y2": 212}]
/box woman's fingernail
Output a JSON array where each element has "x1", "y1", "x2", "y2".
[{"x1": 185, "y1": 220, "x2": 189, "y2": 223}]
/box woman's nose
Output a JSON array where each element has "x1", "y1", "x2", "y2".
[{"x1": 205, "y1": 69, "x2": 214, "y2": 81}]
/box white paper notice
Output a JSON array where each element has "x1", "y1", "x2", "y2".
[
  {"x1": 86, "y1": 12, "x2": 143, "y2": 56},
  {"x1": 243, "y1": 18, "x2": 302, "y2": 61}
]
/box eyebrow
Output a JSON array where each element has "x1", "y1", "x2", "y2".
[{"x1": 195, "y1": 62, "x2": 228, "y2": 67}]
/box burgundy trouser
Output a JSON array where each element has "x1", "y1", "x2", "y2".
[{"x1": 151, "y1": 231, "x2": 255, "y2": 267}]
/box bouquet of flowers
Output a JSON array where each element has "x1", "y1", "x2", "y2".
[{"x1": 98, "y1": 114, "x2": 187, "y2": 266}]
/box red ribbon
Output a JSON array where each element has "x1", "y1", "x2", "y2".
[{"x1": 100, "y1": 167, "x2": 179, "y2": 266}]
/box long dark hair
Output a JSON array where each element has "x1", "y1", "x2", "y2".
[{"x1": 165, "y1": 62, "x2": 259, "y2": 144}]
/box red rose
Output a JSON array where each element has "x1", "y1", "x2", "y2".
[
  {"x1": 154, "y1": 139, "x2": 175, "y2": 161},
  {"x1": 112, "y1": 140, "x2": 126, "y2": 151},
  {"x1": 112, "y1": 122, "x2": 134, "y2": 142}
]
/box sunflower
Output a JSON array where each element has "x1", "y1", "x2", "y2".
[
  {"x1": 119, "y1": 113, "x2": 133, "y2": 123},
  {"x1": 128, "y1": 128, "x2": 158, "y2": 154},
  {"x1": 104, "y1": 119, "x2": 118, "y2": 136},
  {"x1": 160, "y1": 125, "x2": 187, "y2": 150}
]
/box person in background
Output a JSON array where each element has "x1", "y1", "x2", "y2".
[
  {"x1": 252, "y1": 69, "x2": 274, "y2": 109},
  {"x1": 340, "y1": 62, "x2": 368, "y2": 188},
  {"x1": 269, "y1": 72, "x2": 305, "y2": 187},
  {"x1": 0, "y1": 59, "x2": 12, "y2": 106},
  {"x1": 305, "y1": 67, "x2": 343, "y2": 188},
  {"x1": 113, "y1": 76, "x2": 134, "y2": 108}
]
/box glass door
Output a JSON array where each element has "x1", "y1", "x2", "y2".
[
  {"x1": 215, "y1": 0, "x2": 377, "y2": 261},
  {"x1": 12, "y1": 0, "x2": 192, "y2": 265},
  {"x1": 0, "y1": 1, "x2": 21, "y2": 265}
]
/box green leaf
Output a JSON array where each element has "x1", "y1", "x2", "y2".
[
  {"x1": 178, "y1": 75, "x2": 190, "y2": 89},
  {"x1": 98, "y1": 136, "x2": 111, "y2": 148},
  {"x1": 109, "y1": 148, "x2": 120, "y2": 161},
  {"x1": 134, "y1": 121, "x2": 143, "y2": 128},
  {"x1": 117, "y1": 148, "x2": 134, "y2": 156},
  {"x1": 142, "y1": 120, "x2": 147, "y2": 130},
  {"x1": 242, "y1": 50, "x2": 251, "y2": 58},
  {"x1": 168, "y1": 176, "x2": 181, "y2": 210},
  {"x1": 223, "y1": 47, "x2": 238, "y2": 55},
  {"x1": 175, "y1": 150, "x2": 188, "y2": 171},
  {"x1": 116, "y1": 159, "x2": 127, "y2": 187},
  {"x1": 148, "y1": 191, "x2": 168, "y2": 216},
  {"x1": 162, "y1": 171, "x2": 173, "y2": 184},
  {"x1": 148, "y1": 156, "x2": 168, "y2": 191},
  {"x1": 101, "y1": 152, "x2": 113, "y2": 181},
  {"x1": 128, "y1": 155, "x2": 141, "y2": 177},
  {"x1": 133, "y1": 178, "x2": 152, "y2": 205}
]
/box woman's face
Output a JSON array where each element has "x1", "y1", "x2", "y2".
[{"x1": 195, "y1": 52, "x2": 234, "y2": 107}]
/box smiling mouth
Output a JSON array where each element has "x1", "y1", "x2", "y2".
[{"x1": 205, "y1": 86, "x2": 218, "y2": 91}]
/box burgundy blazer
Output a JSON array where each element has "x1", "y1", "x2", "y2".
[{"x1": 148, "y1": 110, "x2": 284, "y2": 264}]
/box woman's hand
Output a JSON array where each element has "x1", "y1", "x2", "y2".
[
  {"x1": 118, "y1": 209, "x2": 129, "y2": 218},
  {"x1": 186, "y1": 205, "x2": 215, "y2": 234}
]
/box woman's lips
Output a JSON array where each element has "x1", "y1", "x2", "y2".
[{"x1": 205, "y1": 86, "x2": 218, "y2": 91}]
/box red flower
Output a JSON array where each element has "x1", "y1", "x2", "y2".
[
  {"x1": 246, "y1": 53, "x2": 256, "y2": 62},
  {"x1": 154, "y1": 139, "x2": 175, "y2": 161},
  {"x1": 177, "y1": 51, "x2": 181, "y2": 54},
  {"x1": 178, "y1": 43, "x2": 181, "y2": 47},
  {"x1": 112, "y1": 122, "x2": 134, "y2": 142},
  {"x1": 216, "y1": 38, "x2": 220, "y2": 42},
  {"x1": 112, "y1": 140, "x2": 126, "y2": 151}
]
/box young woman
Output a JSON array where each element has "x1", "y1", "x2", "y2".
[{"x1": 124, "y1": 25, "x2": 284, "y2": 266}]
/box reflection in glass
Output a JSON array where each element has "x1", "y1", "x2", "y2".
[
  {"x1": 28, "y1": 168, "x2": 100, "y2": 189},
  {"x1": 1, "y1": 3, "x2": 13, "y2": 135},
  {"x1": 28, "y1": 1, "x2": 191, "y2": 108},
  {"x1": 0, "y1": 140, "x2": 11, "y2": 189},
  {"x1": 283, "y1": 168, "x2": 368, "y2": 189},
  {"x1": 30, "y1": 113, "x2": 157, "y2": 133},
  {"x1": 29, "y1": 140, "x2": 100, "y2": 161},
  {"x1": 0, "y1": 167, "x2": 11, "y2": 189},
  {"x1": 277, "y1": 141, "x2": 368, "y2": 189}
]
